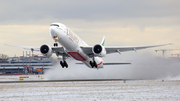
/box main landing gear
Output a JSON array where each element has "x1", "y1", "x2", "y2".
[
  {"x1": 53, "y1": 36, "x2": 58, "y2": 47},
  {"x1": 90, "y1": 57, "x2": 97, "y2": 68},
  {"x1": 90, "y1": 61, "x2": 97, "y2": 68},
  {"x1": 60, "y1": 53, "x2": 68, "y2": 68},
  {"x1": 60, "y1": 61, "x2": 68, "y2": 68}
]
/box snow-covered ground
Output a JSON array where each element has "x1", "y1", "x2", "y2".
[
  {"x1": 0, "y1": 75, "x2": 45, "y2": 81},
  {"x1": 0, "y1": 80, "x2": 180, "y2": 101}
]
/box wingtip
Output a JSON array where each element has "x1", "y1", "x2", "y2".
[{"x1": 4, "y1": 44, "x2": 11, "y2": 46}]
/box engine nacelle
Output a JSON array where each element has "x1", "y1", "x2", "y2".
[
  {"x1": 92, "y1": 44, "x2": 106, "y2": 57},
  {"x1": 40, "y1": 44, "x2": 52, "y2": 58}
]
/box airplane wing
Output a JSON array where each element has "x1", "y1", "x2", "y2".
[
  {"x1": 5, "y1": 44, "x2": 40, "y2": 51},
  {"x1": 4, "y1": 44, "x2": 67, "y2": 56},
  {"x1": 52, "y1": 47, "x2": 68, "y2": 56},
  {"x1": 105, "y1": 43, "x2": 172, "y2": 54},
  {"x1": 81, "y1": 43, "x2": 172, "y2": 56}
]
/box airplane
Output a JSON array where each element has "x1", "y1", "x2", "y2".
[{"x1": 5, "y1": 22, "x2": 172, "y2": 69}]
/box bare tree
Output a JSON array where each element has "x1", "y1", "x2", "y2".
[{"x1": 0, "y1": 54, "x2": 9, "y2": 61}]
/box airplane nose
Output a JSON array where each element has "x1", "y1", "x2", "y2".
[{"x1": 49, "y1": 27, "x2": 57, "y2": 37}]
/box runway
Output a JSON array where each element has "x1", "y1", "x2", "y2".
[
  {"x1": 0, "y1": 75, "x2": 180, "y2": 100},
  {"x1": 0, "y1": 79, "x2": 180, "y2": 100},
  {"x1": 0, "y1": 79, "x2": 127, "y2": 83}
]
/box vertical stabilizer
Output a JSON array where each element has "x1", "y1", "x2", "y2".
[{"x1": 101, "y1": 36, "x2": 105, "y2": 46}]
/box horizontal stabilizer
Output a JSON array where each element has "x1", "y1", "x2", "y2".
[
  {"x1": 103, "y1": 63, "x2": 131, "y2": 65},
  {"x1": 76, "y1": 63, "x2": 131, "y2": 65}
]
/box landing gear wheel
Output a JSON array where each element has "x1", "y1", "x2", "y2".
[
  {"x1": 90, "y1": 61, "x2": 97, "y2": 68},
  {"x1": 60, "y1": 61, "x2": 64, "y2": 68},
  {"x1": 93, "y1": 61, "x2": 97, "y2": 68},
  {"x1": 64, "y1": 61, "x2": 68, "y2": 68},
  {"x1": 54, "y1": 43, "x2": 58, "y2": 47},
  {"x1": 60, "y1": 61, "x2": 68, "y2": 68},
  {"x1": 90, "y1": 61, "x2": 93, "y2": 68}
]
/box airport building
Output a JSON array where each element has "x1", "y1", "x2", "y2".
[{"x1": 0, "y1": 54, "x2": 53, "y2": 75}]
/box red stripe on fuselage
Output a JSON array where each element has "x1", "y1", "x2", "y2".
[
  {"x1": 97, "y1": 61, "x2": 103, "y2": 65},
  {"x1": 67, "y1": 52, "x2": 87, "y2": 61}
]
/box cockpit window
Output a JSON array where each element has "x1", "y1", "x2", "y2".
[{"x1": 50, "y1": 24, "x2": 59, "y2": 27}]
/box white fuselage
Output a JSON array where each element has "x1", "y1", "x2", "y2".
[{"x1": 49, "y1": 23, "x2": 103, "y2": 68}]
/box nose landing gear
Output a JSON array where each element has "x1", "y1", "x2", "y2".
[
  {"x1": 54, "y1": 43, "x2": 58, "y2": 47},
  {"x1": 53, "y1": 36, "x2": 58, "y2": 47}
]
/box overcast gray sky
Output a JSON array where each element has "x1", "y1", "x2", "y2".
[{"x1": 0, "y1": 0, "x2": 180, "y2": 57}]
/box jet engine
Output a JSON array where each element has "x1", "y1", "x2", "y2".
[
  {"x1": 92, "y1": 44, "x2": 106, "y2": 57},
  {"x1": 40, "y1": 44, "x2": 52, "y2": 58}
]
